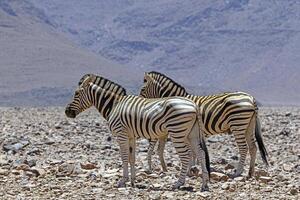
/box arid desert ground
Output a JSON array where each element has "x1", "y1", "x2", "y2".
[{"x1": 0, "y1": 107, "x2": 299, "y2": 200}]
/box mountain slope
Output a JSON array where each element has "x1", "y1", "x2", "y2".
[
  {"x1": 0, "y1": 0, "x2": 141, "y2": 106},
  {"x1": 26, "y1": 0, "x2": 300, "y2": 105}
]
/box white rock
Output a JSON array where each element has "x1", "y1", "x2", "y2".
[
  {"x1": 196, "y1": 191, "x2": 210, "y2": 198},
  {"x1": 221, "y1": 183, "x2": 230, "y2": 190}
]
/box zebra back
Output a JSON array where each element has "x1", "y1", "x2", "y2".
[{"x1": 79, "y1": 73, "x2": 126, "y2": 96}]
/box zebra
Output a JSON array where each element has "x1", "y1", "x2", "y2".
[
  {"x1": 77, "y1": 74, "x2": 168, "y2": 173},
  {"x1": 65, "y1": 74, "x2": 211, "y2": 191},
  {"x1": 139, "y1": 71, "x2": 268, "y2": 178}
]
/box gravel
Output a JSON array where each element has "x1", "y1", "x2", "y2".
[{"x1": 0, "y1": 107, "x2": 299, "y2": 199}]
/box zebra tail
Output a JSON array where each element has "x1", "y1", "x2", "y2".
[
  {"x1": 255, "y1": 115, "x2": 269, "y2": 166},
  {"x1": 196, "y1": 107, "x2": 211, "y2": 178},
  {"x1": 199, "y1": 135, "x2": 211, "y2": 178}
]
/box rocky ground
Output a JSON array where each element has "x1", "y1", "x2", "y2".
[{"x1": 0, "y1": 107, "x2": 299, "y2": 200}]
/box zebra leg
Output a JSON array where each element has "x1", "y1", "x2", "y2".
[
  {"x1": 231, "y1": 126, "x2": 249, "y2": 178},
  {"x1": 147, "y1": 139, "x2": 157, "y2": 173},
  {"x1": 117, "y1": 136, "x2": 129, "y2": 188},
  {"x1": 188, "y1": 144, "x2": 198, "y2": 177},
  {"x1": 158, "y1": 137, "x2": 168, "y2": 172},
  {"x1": 189, "y1": 138, "x2": 209, "y2": 191},
  {"x1": 245, "y1": 115, "x2": 257, "y2": 178},
  {"x1": 129, "y1": 138, "x2": 136, "y2": 186},
  {"x1": 188, "y1": 122, "x2": 209, "y2": 191},
  {"x1": 170, "y1": 139, "x2": 192, "y2": 190}
]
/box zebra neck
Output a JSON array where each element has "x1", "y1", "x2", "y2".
[{"x1": 91, "y1": 84, "x2": 122, "y2": 121}]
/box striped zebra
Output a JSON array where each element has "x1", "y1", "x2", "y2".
[
  {"x1": 65, "y1": 74, "x2": 210, "y2": 191},
  {"x1": 140, "y1": 71, "x2": 268, "y2": 178},
  {"x1": 78, "y1": 74, "x2": 168, "y2": 173}
]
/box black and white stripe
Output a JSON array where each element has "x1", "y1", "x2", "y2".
[
  {"x1": 65, "y1": 74, "x2": 210, "y2": 191},
  {"x1": 78, "y1": 74, "x2": 168, "y2": 172},
  {"x1": 140, "y1": 71, "x2": 268, "y2": 178}
]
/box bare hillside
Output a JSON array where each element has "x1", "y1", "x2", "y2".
[{"x1": 0, "y1": 2, "x2": 141, "y2": 106}]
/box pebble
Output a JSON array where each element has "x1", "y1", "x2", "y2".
[
  {"x1": 233, "y1": 176, "x2": 245, "y2": 182},
  {"x1": 290, "y1": 188, "x2": 298, "y2": 195},
  {"x1": 80, "y1": 162, "x2": 97, "y2": 170},
  {"x1": 221, "y1": 183, "x2": 230, "y2": 190},
  {"x1": 0, "y1": 155, "x2": 9, "y2": 166},
  {"x1": 225, "y1": 163, "x2": 235, "y2": 170},
  {"x1": 0, "y1": 168, "x2": 9, "y2": 176},
  {"x1": 210, "y1": 172, "x2": 229, "y2": 181},
  {"x1": 3, "y1": 141, "x2": 30, "y2": 153},
  {"x1": 283, "y1": 164, "x2": 293, "y2": 172},
  {"x1": 196, "y1": 191, "x2": 210, "y2": 198},
  {"x1": 259, "y1": 176, "x2": 272, "y2": 183}
]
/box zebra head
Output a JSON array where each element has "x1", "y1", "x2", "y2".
[
  {"x1": 139, "y1": 72, "x2": 161, "y2": 98},
  {"x1": 65, "y1": 75, "x2": 96, "y2": 118},
  {"x1": 140, "y1": 71, "x2": 188, "y2": 98}
]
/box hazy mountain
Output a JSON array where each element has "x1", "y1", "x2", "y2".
[
  {"x1": 0, "y1": 0, "x2": 141, "y2": 106},
  {"x1": 1, "y1": 0, "x2": 300, "y2": 105}
]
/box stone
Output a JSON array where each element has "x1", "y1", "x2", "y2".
[
  {"x1": 255, "y1": 169, "x2": 269, "y2": 178},
  {"x1": 24, "y1": 170, "x2": 36, "y2": 178},
  {"x1": 283, "y1": 164, "x2": 293, "y2": 172},
  {"x1": 152, "y1": 183, "x2": 161, "y2": 188},
  {"x1": 233, "y1": 176, "x2": 245, "y2": 182},
  {"x1": 149, "y1": 191, "x2": 161, "y2": 200},
  {"x1": 106, "y1": 193, "x2": 115, "y2": 197},
  {"x1": 225, "y1": 163, "x2": 235, "y2": 170},
  {"x1": 285, "y1": 112, "x2": 292, "y2": 117},
  {"x1": 80, "y1": 162, "x2": 97, "y2": 170},
  {"x1": 210, "y1": 172, "x2": 229, "y2": 181},
  {"x1": 221, "y1": 183, "x2": 230, "y2": 190},
  {"x1": 290, "y1": 188, "x2": 298, "y2": 195},
  {"x1": 24, "y1": 159, "x2": 36, "y2": 167},
  {"x1": 196, "y1": 191, "x2": 210, "y2": 198},
  {"x1": 16, "y1": 164, "x2": 30, "y2": 171},
  {"x1": 0, "y1": 155, "x2": 9, "y2": 166},
  {"x1": 11, "y1": 170, "x2": 20, "y2": 175},
  {"x1": 208, "y1": 136, "x2": 224, "y2": 143},
  {"x1": 259, "y1": 176, "x2": 272, "y2": 183},
  {"x1": 0, "y1": 168, "x2": 9, "y2": 176},
  {"x1": 162, "y1": 192, "x2": 174, "y2": 199},
  {"x1": 28, "y1": 167, "x2": 46, "y2": 177},
  {"x1": 3, "y1": 140, "x2": 30, "y2": 153}
]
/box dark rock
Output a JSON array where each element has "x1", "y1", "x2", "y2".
[
  {"x1": 231, "y1": 155, "x2": 239, "y2": 160},
  {"x1": 107, "y1": 136, "x2": 112, "y2": 142},
  {"x1": 279, "y1": 127, "x2": 291, "y2": 136},
  {"x1": 24, "y1": 159, "x2": 36, "y2": 167},
  {"x1": 290, "y1": 188, "x2": 298, "y2": 195},
  {"x1": 285, "y1": 112, "x2": 292, "y2": 117},
  {"x1": 101, "y1": 145, "x2": 111, "y2": 150}
]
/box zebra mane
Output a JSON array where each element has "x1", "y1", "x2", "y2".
[
  {"x1": 78, "y1": 74, "x2": 127, "y2": 95},
  {"x1": 147, "y1": 71, "x2": 188, "y2": 93}
]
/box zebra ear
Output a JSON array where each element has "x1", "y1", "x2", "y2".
[
  {"x1": 80, "y1": 74, "x2": 96, "y2": 87},
  {"x1": 78, "y1": 74, "x2": 92, "y2": 86},
  {"x1": 144, "y1": 72, "x2": 152, "y2": 82}
]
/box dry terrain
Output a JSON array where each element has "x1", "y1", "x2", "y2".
[{"x1": 0, "y1": 107, "x2": 299, "y2": 199}]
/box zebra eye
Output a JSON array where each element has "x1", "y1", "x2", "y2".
[{"x1": 143, "y1": 78, "x2": 147, "y2": 83}]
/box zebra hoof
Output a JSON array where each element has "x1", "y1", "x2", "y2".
[
  {"x1": 117, "y1": 179, "x2": 127, "y2": 188},
  {"x1": 230, "y1": 169, "x2": 242, "y2": 179},
  {"x1": 201, "y1": 185, "x2": 209, "y2": 192},
  {"x1": 172, "y1": 181, "x2": 184, "y2": 190},
  {"x1": 131, "y1": 181, "x2": 135, "y2": 187}
]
